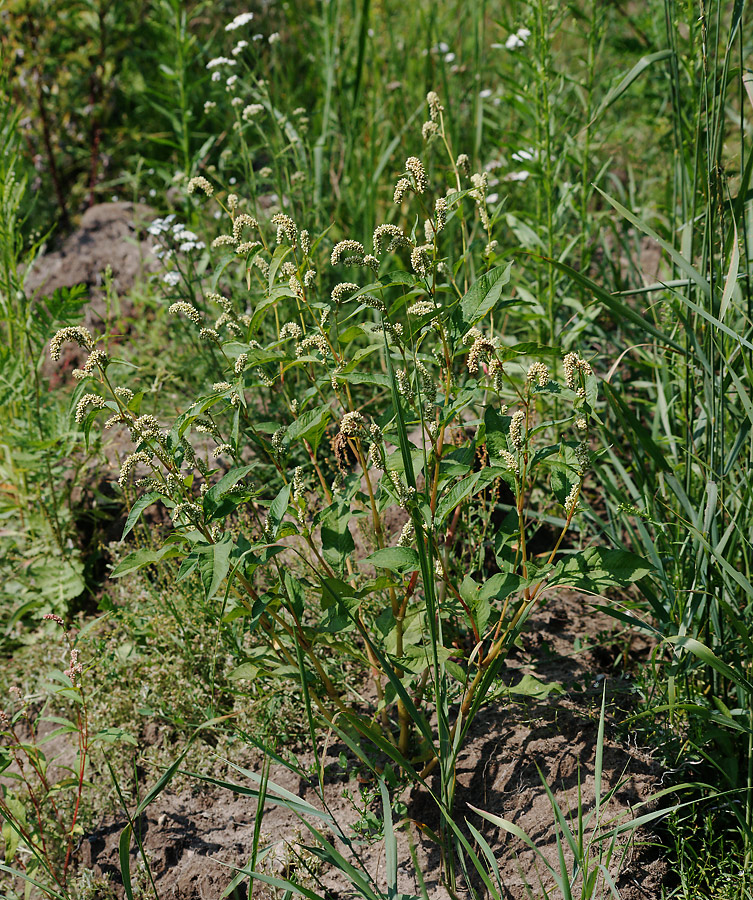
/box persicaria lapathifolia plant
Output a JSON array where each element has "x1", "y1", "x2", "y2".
[{"x1": 51, "y1": 90, "x2": 650, "y2": 814}]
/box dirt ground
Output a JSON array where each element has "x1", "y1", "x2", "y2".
[{"x1": 78, "y1": 591, "x2": 668, "y2": 900}]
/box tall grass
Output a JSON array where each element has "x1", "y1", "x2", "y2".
[{"x1": 588, "y1": 0, "x2": 753, "y2": 879}]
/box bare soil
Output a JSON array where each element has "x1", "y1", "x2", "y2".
[{"x1": 79, "y1": 591, "x2": 669, "y2": 900}]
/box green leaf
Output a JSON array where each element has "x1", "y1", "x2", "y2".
[
  {"x1": 267, "y1": 484, "x2": 291, "y2": 539},
  {"x1": 553, "y1": 547, "x2": 653, "y2": 592},
  {"x1": 459, "y1": 262, "x2": 513, "y2": 328},
  {"x1": 434, "y1": 469, "x2": 497, "y2": 526},
  {"x1": 666, "y1": 636, "x2": 753, "y2": 695},
  {"x1": 478, "y1": 571, "x2": 523, "y2": 602},
  {"x1": 122, "y1": 492, "x2": 162, "y2": 540},
  {"x1": 110, "y1": 546, "x2": 176, "y2": 579},
  {"x1": 319, "y1": 500, "x2": 355, "y2": 575},
  {"x1": 590, "y1": 49, "x2": 674, "y2": 123},
  {"x1": 483, "y1": 405, "x2": 512, "y2": 459},
  {"x1": 203, "y1": 465, "x2": 255, "y2": 518},
  {"x1": 286, "y1": 405, "x2": 332, "y2": 454},
  {"x1": 198, "y1": 535, "x2": 234, "y2": 600},
  {"x1": 365, "y1": 547, "x2": 420, "y2": 574},
  {"x1": 509, "y1": 673, "x2": 564, "y2": 699}
]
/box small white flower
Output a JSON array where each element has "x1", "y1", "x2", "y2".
[
  {"x1": 505, "y1": 27, "x2": 531, "y2": 50},
  {"x1": 163, "y1": 271, "x2": 180, "y2": 286},
  {"x1": 444, "y1": 52, "x2": 455, "y2": 62},
  {"x1": 226, "y1": 12, "x2": 254, "y2": 31},
  {"x1": 211, "y1": 72, "x2": 221, "y2": 82},
  {"x1": 242, "y1": 103, "x2": 264, "y2": 120},
  {"x1": 226, "y1": 74, "x2": 238, "y2": 88},
  {"x1": 506, "y1": 170, "x2": 530, "y2": 182},
  {"x1": 512, "y1": 147, "x2": 535, "y2": 162},
  {"x1": 232, "y1": 40, "x2": 249, "y2": 55},
  {"x1": 487, "y1": 192, "x2": 499, "y2": 204},
  {"x1": 207, "y1": 56, "x2": 236, "y2": 69},
  {"x1": 268, "y1": 32, "x2": 280, "y2": 44},
  {"x1": 479, "y1": 88, "x2": 492, "y2": 98}
]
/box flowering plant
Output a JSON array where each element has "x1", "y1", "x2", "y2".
[{"x1": 51, "y1": 93, "x2": 650, "y2": 841}]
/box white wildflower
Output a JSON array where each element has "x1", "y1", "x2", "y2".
[{"x1": 225, "y1": 12, "x2": 254, "y2": 31}]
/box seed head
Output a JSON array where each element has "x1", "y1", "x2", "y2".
[
  {"x1": 406, "y1": 157, "x2": 428, "y2": 193},
  {"x1": 563, "y1": 483, "x2": 580, "y2": 516},
  {"x1": 340, "y1": 411, "x2": 365, "y2": 436},
  {"x1": 393, "y1": 178, "x2": 411, "y2": 204},
  {"x1": 576, "y1": 442, "x2": 590, "y2": 475},
  {"x1": 426, "y1": 90, "x2": 444, "y2": 121},
  {"x1": 272, "y1": 427, "x2": 286, "y2": 454},
  {"x1": 526, "y1": 362, "x2": 549, "y2": 388},
  {"x1": 489, "y1": 359, "x2": 505, "y2": 393},
  {"x1": 509, "y1": 410, "x2": 526, "y2": 449},
  {"x1": 410, "y1": 246, "x2": 431, "y2": 277},
  {"x1": 118, "y1": 451, "x2": 152, "y2": 487},
  {"x1": 396, "y1": 369, "x2": 414, "y2": 404},
  {"x1": 331, "y1": 239, "x2": 365, "y2": 266},
  {"x1": 389, "y1": 471, "x2": 416, "y2": 509},
  {"x1": 499, "y1": 449, "x2": 519, "y2": 476},
  {"x1": 75, "y1": 393, "x2": 106, "y2": 423},
  {"x1": 279, "y1": 321, "x2": 303, "y2": 340},
  {"x1": 416, "y1": 361, "x2": 437, "y2": 403},
  {"x1": 296, "y1": 335, "x2": 329, "y2": 358},
  {"x1": 422, "y1": 120, "x2": 439, "y2": 141},
  {"x1": 397, "y1": 521, "x2": 415, "y2": 548},
  {"x1": 331, "y1": 282, "x2": 359, "y2": 304},
  {"x1": 169, "y1": 302, "x2": 202, "y2": 325},
  {"x1": 72, "y1": 348, "x2": 109, "y2": 380},
  {"x1": 132, "y1": 414, "x2": 161, "y2": 439},
  {"x1": 563, "y1": 352, "x2": 593, "y2": 391},
  {"x1": 50, "y1": 326, "x2": 94, "y2": 361},
  {"x1": 271, "y1": 213, "x2": 298, "y2": 246},
  {"x1": 407, "y1": 300, "x2": 439, "y2": 317},
  {"x1": 236, "y1": 240, "x2": 261, "y2": 255},
  {"x1": 467, "y1": 337, "x2": 496, "y2": 374},
  {"x1": 187, "y1": 176, "x2": 213, "y2": 197},
  {"x1": 64, "y1": 648, "x2": 83, "y2": 685},
  {"x1": 233, "y1": 213, "x2": 259, "y2": 242},
  {"x1": 434, "y1": 197, "x2": 447, "y2": 232},
  {"x1": 373, "y1": 224, "x2": 409, "y2": 255}
]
